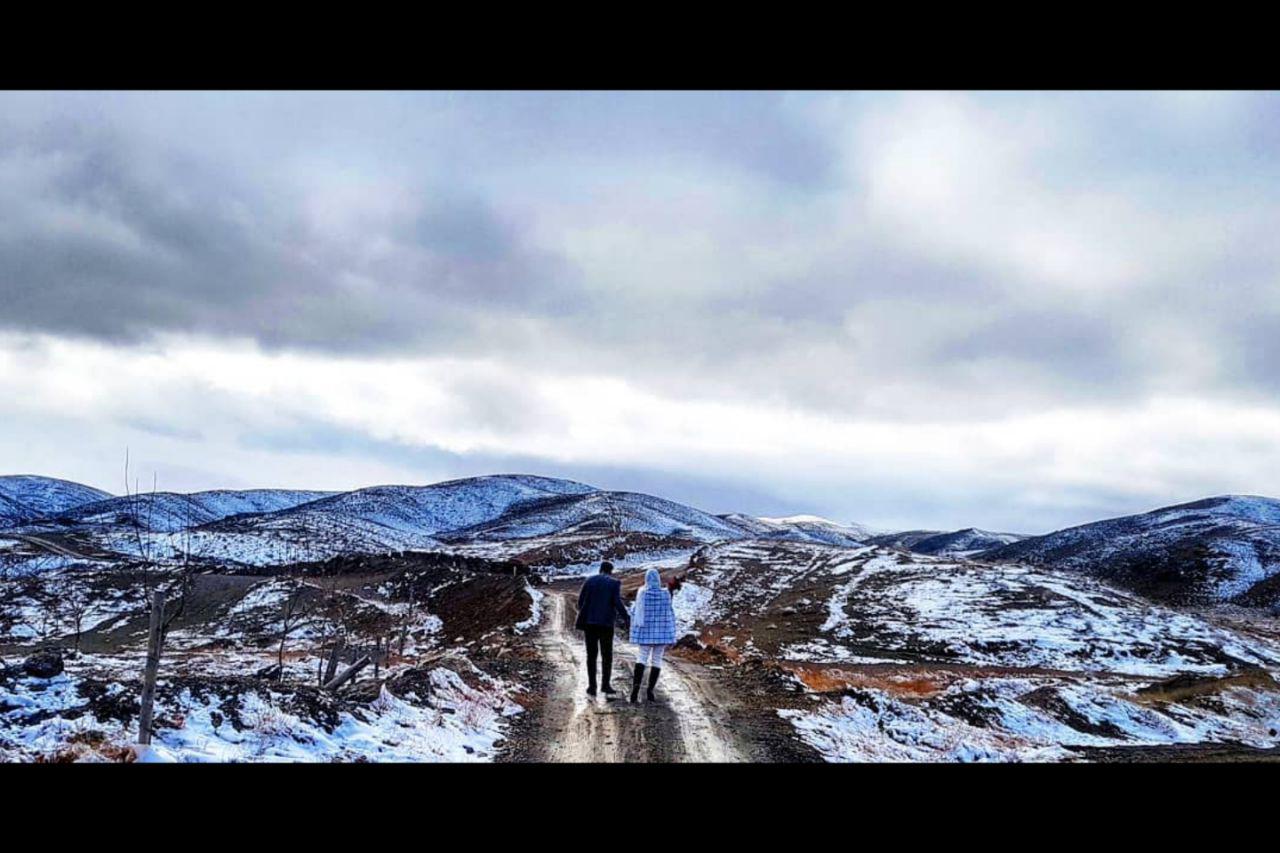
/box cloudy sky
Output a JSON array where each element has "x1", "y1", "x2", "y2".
[{"x1": 2, "y1": 90, "x2": 1279, "y2": 533}]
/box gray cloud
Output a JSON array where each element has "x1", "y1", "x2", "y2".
[
  {"x1": 7, "y1": 91, "x2": 1276, "y2": 422},
  {"x1": 0, "y1": 111, "x2": 577, "y2": 355},
  {"x1": 4, "y1": 92, "x2": 1280, "y2": 531}
]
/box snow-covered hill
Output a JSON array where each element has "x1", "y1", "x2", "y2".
[
  {"x1": 3, "y1": 471, "x2": 885, "y2": 568},
  {"x1": 271, "y1": 475, "x2": 599, "y2": 537},
  {"x1": 157, "y1": 475, "x2": 599, "y2": 566},
  {"x1": 677, "y1": 539, "x2": 1280, "y2": 761},
  {"x1": 0, "y1": 476, "x2": 111, "y2": 526},
  {"x1": 866, "y1": 528, "x2": 1024, "y2": 556},
  {"x1": 980, "y1": 495, "x2": 1280, "y2": 610},
  {"x1": 0, "y1": 550, "x2": 537, "y2": 762},
  {"x1": 909, "y1": 528, "x2": 1025, "y2": 557},
  {"x1": 866, "y1": 529, "x2": 945, "y2": 550},
  {"x1": 10, "y1": 468, "x2": 1279, "y2": 618},
  {"x1": 446, "y1": 490, "x2": 749, "y2": 543},
  {"x1": 0, "y1": 494, "x2": 32, "y2": 527},
  {"x1": 45, "y1": 489, "x2": 337, "y2": 533},
  {"x1": 719, "y1": 513, "x2": 874, "y2": 548},
  {"x1": 179, "y1": 478, "x2": 764, "y2": 567}
]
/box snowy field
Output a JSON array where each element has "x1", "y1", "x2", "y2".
[
  {"x1": 684, "y1": 539, "x2": 1280, "y2": 761},
  {"x1": 1, "y1": 662, "x2": 521, "y2": 763}
]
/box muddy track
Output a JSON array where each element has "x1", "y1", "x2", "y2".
[
  {"x1": 528, "y1": 592, "x2": 748, "y2": 763},
  {"x1": 10, "y1": 533, "x2": 100, "y2": 560}
]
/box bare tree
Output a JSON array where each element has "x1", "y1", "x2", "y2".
[
  {"x1": 136, "y1": 588, "x2": 164, "y2": 746},
  {"x1": 8, "y1": 574, "x2": 61, "y2": 645},
  {"x1": 20, "y1": 599, "x2": 60, "y2": 646},
  {"x1": 322, "y1": 654, "x2": 370, "y2": 691},
  {"x1": 124, "y1": 451, "x2": 195, "y2": 747},
  {"x1": 275, "y1": 581, "x2": 313, "y2": 682},
  {"x1": 58, "y1": 585, "x2": 92, "y2": 654},
  {"x1": 398, "y1": 580, "x2": 417, "y2": 655},
  {"x1": 315, "y1": 577, "x2": 354, "y2": 687}
]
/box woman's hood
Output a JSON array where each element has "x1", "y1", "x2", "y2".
[{"x1": 644, "y1": 567, "x2": 662, "y2": 590}]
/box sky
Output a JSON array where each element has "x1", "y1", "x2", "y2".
[{"x1": 3, "y1": 90, "x2": 1280, "y2": 533}]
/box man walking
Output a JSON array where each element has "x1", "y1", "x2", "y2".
[{"x1": 576, "y1": 561, "x2": 630, "y2": 699}]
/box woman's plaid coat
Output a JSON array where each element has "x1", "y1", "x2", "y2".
[{"x1": 629, "y1": 585, "x2": 677, "y2": 645}]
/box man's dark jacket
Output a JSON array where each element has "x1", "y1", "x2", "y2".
[{"x1": 576, "y1": 574, "x2": 629, "y2": 630}]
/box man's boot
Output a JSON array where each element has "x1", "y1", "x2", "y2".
[
  {"x1": 646, "y1": 666, "x2": 661, "y2": 701},
  {"x1": 630, "y1": 663, "x2": 645, "y2": 703},
  {"x1": 585, "y1": 632, "x2": 598, "y2": 696}
]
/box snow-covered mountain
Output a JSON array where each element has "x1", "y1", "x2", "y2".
[
  {"x1": 446, "y1": 490, "x2": 750, "y2": 543},
  {"x1": 10, "y1": 468, "x2": 1280, "y2": 616},
  {"x1": 4, "y1": 471, "x2": 884, "y2": 565},
  {"x1": 981, "y1": 495, "x2": 1280, "y2": 609},
  {"x1": 865, "y1": 529, "x2": 943, "y2": 550},
  {"x1": 172, "y1": 475, "x2": 602, "y2": 565},
  {"x1": 266, "y1": 475, "x2": 599, "y2": 538},
  {"x1": 43, "y1": 489, "x2": 337, "y2": 533},
  {"x1": 909, "y1": 528, "x2": 1026, "y2": 557},
  {"x1": 0, "y1": 475, "x2": 111, "y2": 526},
  {"x1": 175, "y1": 478, "x2": 780, "y2": 567},
  {"x1": 719, "y1": 513, "x2": 874, "y2": 548},
  {"x1": 867, "y1": 528, "x2": 1024, "y2": 556},
  {"x1": 0, "y1": 493, "x2": 31, "y2": 527}
]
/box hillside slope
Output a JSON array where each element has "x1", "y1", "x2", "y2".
[
  {"x1": 674, "y1": 539, "x2": 1280, "y2": 761},
  {"x1": 270, "y1": 475, "x2": 600, "y2": 537},
  {"x1": 981, "y1": 495, "x2": 1280, "y2": 610},
  {"x1": 47, "y1": 489, "x2": 337, "y2": 533},
  {"x1": 0, "y1": 476, "x2": 111, "y2": 525},
  {"x1": 445, "y1": 490, "x2": 749, "y2": 543},
  {"x1": 719, "y1": 514, "x2": 873, "y2": 548},
  {"x1": 910, "y1": 528, "x2": 1025, "y2": 556}
]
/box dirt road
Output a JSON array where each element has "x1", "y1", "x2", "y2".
[
  {"x1": 10, "y1": 533, "x2": 102, "y2": 560},
  {"x1": 526, "y1": 590, "x2": 748, "y2": 763}
]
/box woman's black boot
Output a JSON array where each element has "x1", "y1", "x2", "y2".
[
  {"x1": 646, "y1": 666, "x2": 661, "y2": 701},
  {"x1": 630, "y1": 664, "x2": 645, "y2": 703}
]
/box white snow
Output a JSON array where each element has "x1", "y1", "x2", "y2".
[
  {"x1": 514, "y1": 582, "x2": 543, "y2": 633},
  {"x1": 783, "y1": 675, "x2": 1280, "y2": 763},
  {"x1": 672, "y1": 581, "x2": 714, "y2": 635},
  {"x1": 0, "y1": 664, "x2": 523, "y2": 763}
]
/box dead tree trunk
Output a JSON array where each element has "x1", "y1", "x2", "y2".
[
  {"x1": 323, "y1": 635, "x2": 345, "y2": 685},
  {"x1": 323, "y1": 655, "x2": 370, "y2": 692},
  {"x1": 137, "y1": 589, "x2": 165, "y2": 745},
  {"x1": 399, "y1": 588, "x2": 414, "y2": 655}
]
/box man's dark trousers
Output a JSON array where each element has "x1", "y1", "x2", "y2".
[
  {"x1": 577, "y1": 572, "x2": 628, "y2": 694},
  {"x1": 584, "y1": 625, "x2": 614, "y2": 692}
]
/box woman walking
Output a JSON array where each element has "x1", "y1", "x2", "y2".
[{"x1": 629, "y1": 567, "x2": 677, "y2": 702}]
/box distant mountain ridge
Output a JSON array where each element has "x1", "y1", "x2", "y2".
[
  {"x1": 0, "y1": 475, "x2": 112, "y2": 527},
  {"x1": 5, "y1": 471, "x2": 1280, "y2": 611},
  {"x1": 911, "y1": 527, "x2": 1026, "y2": 556},
  {"x1": 981, "y1": 495, "x2": 1280, "y2": 609},
  {"x1": 718, "y1": 513, "x2": 874, "y2": 548},
  {"x1": 231, "y1": 475, "x2": 599, "y2": 537},
  {"x1": 45, "y1": 488, "x2": 339, "y2": 532},
  {"x1": 443, "y1": 489, "x2": 748, "y2": 542},
  {"x1": 867, "y1": 527, "x2": 1026, "y2": 556}
]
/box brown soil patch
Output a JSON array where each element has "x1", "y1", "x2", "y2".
[
  {"x1": 782, "y1": 662, "x2": 953, "y2": 698},
  {"x1": 1134, "y1": 667, "x2": 1278, "y2": 704},
  {"x1": 428, "y1": 574, "x2": 533, "y2": 645}
]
